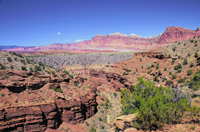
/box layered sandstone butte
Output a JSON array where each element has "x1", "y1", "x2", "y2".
[
  {"x1": 3, "y1": 26, "x2": 200, "y2": 52},
  {"x1": 0, "y1": 70, "x2": 97, "y2": 132}
]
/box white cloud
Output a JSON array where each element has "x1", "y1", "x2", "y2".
[
  {"x1": 65, "y1": 39, "x2": 70, "y2": 41},
  {"x1": 75, "y1": 39, "x2": 84, "y2": 42},
  {"x1": 57, "y1": 32, "x2": 61, "y2": 35},
  {"x1": 57, "y1": 39, "x2": 59, "y2": 41}
]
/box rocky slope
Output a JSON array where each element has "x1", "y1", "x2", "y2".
[{"x1": 3, "y1": 26, "x2": 200, "y2": 53}]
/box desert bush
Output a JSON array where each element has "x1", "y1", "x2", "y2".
[
  {"x1": 190, "y1": 39, "x2": 194, "y2": 43},
  {"x1": 172, "y1": 74, "x2": 177, "y2": 79},
  {"x1": 51, "y1": 71, "x2": 55, "y2": 75},
  {"x1": 52, "y1": 87, "x2": 63, "y2": 93},
  {"x1": 10, "y1": 65, "x2": 13, "y2": 69},
  {"x1": 188, "y1": 53, "x2": 191, "y2": 57},
  {"x1": 195, "y1": 52, "x2": 199, "y2": 58},
  {"x1": 188, "y1": 70, "x2": 200, "y2": 90},
  {"x1": 154, "y1": 75, "x2": 158, "y2": 81},
  {"x1": 29, "y1": 67, "x2": 33, "y2": 72},
  {"x1": 147, "y1": 66, "x2": 151, "y2": 69},
  {"x1": 69, "y1": 74, "x2": 73, "y2": 79},
  {"x1": 20, "y1": 59, "x2": 26, "y2": 65},
  {"x1": 187, "y1": 70, "x2": 193, "y2": 76},
  {"x1": 166, "y1": 80, "x2": 172, "y2": 86},
  {"x1": 147, "y1": 70, "x2": 152, "y2": 74},
  {"x1": 151, "y1": 63, "x2": 154, "y2": 67},
  {"x1": 164, "y1": 67, "x2": 167, "y2": 71},
  {"x1": 178, "y1": 78, "x2": 185, "y2": 83},
  {"x1": 21, "y1": 66, "x2": 27, "y2": 71},
  {"x1": 156, "y1": 65, "x2": 159, "y2": 70},
  {"x1": 0, "y1": 63, "x2": 6, "y2": 70},
  {"x1": 64, "y1": 70, "x2": 69, "y2": 75},
  {"x1": 178, "y1": 69, "x2": 181, "y2": 73},
  {"x1": 172, "y1": 47, "x2": 176, "y2": 52},
  {"x1": 190, "y1": 62, "x2": 194, "y2": 67},
  {"x1": 14, "y1": 57, "x2": 17, "y2": 61},
  {"x1": 7, "y1": 57, "x2": 12, "y2": 62},
  {"x1": 121, "y1": 77, "x2": 190, "y2": 130},
  {"x1": 89, "y1": 126, "x2": 96, "y2": 132},
  {"x1": 114, "y1": 92, "x2": 117, "y2": 98},
  {"x1": 183, "y1": 58, "x2": 188, "y2": 65},
  {"x1": 34, "y1": 65, "x2": 42, "y2": 72}
]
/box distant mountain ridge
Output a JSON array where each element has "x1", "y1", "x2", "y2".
[
  {"x1": 3, "y1": 26, "x2": 200, "y2": 52},
  {"x1": 0, "y1": 45, "x2": 22, "y2": 49}
]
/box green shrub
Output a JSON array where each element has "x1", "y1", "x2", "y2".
[
  {"x1": 188, "y1": 53, "x2": 191, "y2": 57},
  {"x1": 89, "y1": 126, "x2": 96, "y2": 132},
  {"x1": 188, "y1": 70, "x2": 200, "y2": 90},
  {"x1": 154, "y1": 75, "x2": 158, "y2": 81},
  {"x1": 114, "y1": 92, "x2": 117, "y2": 98},
  {"x1": 156, "y1": 65, "x2": 159, "y2": 70},
  {"x1": 52, "y1": 87, "x2": 63, "y2": 93},
  {"x1": 147, "y1": 66, "x2": 151, "y2": 69},
  {"x1": 0, "y1": 63, "x2": 6, "y2": 70},
  {"x1": 7, "y1": 57, "x2": 12, "y2": 62},
  {"x1": 64, "y1": 70, "x2": 69, "y2": 75},
  {"x1": 172, "y1": 74, "x2": 177, "y2": 79},
  {"x1": 164, "y1": 68, "x2": 167, "y2": 71},
  {"x1": 51, "y1": 71, "x2": 55, "y2": 75},
  {"x1": 21, "y1": 66, "x2": 27, "y2": 71},
  {"x1": 183, "y1": 59, "x2": 188, "y2": 65},
  {"x1": 187, "y1": 70, "x2": 193, "y2": 76},
  {"x1": 151, "y1": 63, "x2": 154, "y2": 67},
  {"x1": 14, "y1": 57, "x2": 17, "y2": 61},
  {"x1": 84, "y1": 78, "x2": 88, "y2": 80},
  {"x1": 147, "y1": 70, "x2": 152, "y2": 74},
  {"x1": 190, "y1": 62, "x2": 194, "y2": 67},
  {"x1": 69, "y1": 74, "x2": 73, "y2": 79},
  {"x1": 178, "y1": 78, "x2": 185, "y2": 83},
  {"x1": 195, "y1": 52, "x2": 199, "y2": 58},
  {"x1": 178, "y1": 69, "x2": 181, "y2": 73},
  {"x1": 20, "y1": 59, "x2": 26, "y2": 65},
  {"x1": 190, "y1": 126, "x2": 196, "y2": 130},
  {"x1": 29, "y1": 67, "x2": 33, "y2": 72},
  {"x1": 121, "y1": 77, "x2": 190, "y2": 130}
]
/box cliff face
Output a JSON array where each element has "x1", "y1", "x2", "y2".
[
  {"x1": 0, "y1": 96, "x2": 97, "y2": 132},
  {"x1": 0, "y1": 70, "x2": 97, "y2": 132},
  {"x1": 3, "y1": 26, "x2": 200, "y2": 52}
]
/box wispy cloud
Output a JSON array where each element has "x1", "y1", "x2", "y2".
[
  {"x1": 57, "y1": 39, "x2": 59, "y2": 41},
  {"x1": 65, "y1": 39, "x2": 70, "y2": 41},
  {"x1": 57, "y1": 32, "x2": 61, "y2": 35},
  {"x1": 75, "y1": 39, "x2": 84, "y2": 42}
]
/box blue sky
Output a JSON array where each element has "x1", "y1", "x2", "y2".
[{"x1": 0, "y1": 0, "x2": 200, "y2": 47}]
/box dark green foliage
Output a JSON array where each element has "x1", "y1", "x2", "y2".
[
  {"x1": 122, "y1": 71, "x2": 126, "y2": 76},
  {"x1": 190, "y1": 62, "x2": 194, "y2": 67},
  {"x1": 174, "y1": 64, "x2": 182, "y2": 70},
  {"x1": 147, "y1": 66, "x2": 151, "y2": 69},
  {"x1": 14, "y1": 57, "x2": 17, "y2": 61},
  {"x1": 121, "y1": 77, "x2": 190, "y2": 130},
  {"x1": 156, "y1": 65, "x2": 159, "y2": 70},
  {"x1": 178, "y1": 56, "x2": 181, "y2": 59},
  {"x1": 114, "y1": 92, "x2": 117, "y2": 98},
  {"x1": 7, "y1": 57, "x2": 12, "y2": 62},
  {"x1": 151, "y1": 63, "x2": 154, "y2": 67},
  {"x1": 29, "y1": 67, "x2": 33, "y2": 72},
  {"x1": 69, "y1": 74, "x2": 73, "y2": 79},
  {"x1": 44, "y1": 70, "x2": 50, "y2": 74},
  {"x1": 12, "y1": 52, "x2": 23, "y2": 58},
  {"x1": 0, "y1": 63, "x2": 6, "y2": 70},
  {"x1": 172, "y1": 74, "x2": 177, "y2": 79},
  {"x1": 34, "y1": 65, "x2": 42, "y2": 72},
  {"x1": 20, "y1": 59, "x2": 26, "y2": 65},
  {"x1": 84, "y1": 78, "x2": 88, "y2": 80},
  {"x1": 184, "y1": 43, "x2": 186, "y2": 46},
  {"x1": 148, "y1": 69, "x2": 152, "y2": 74},
  {"x1": 21, "y1": 66, "x2": 27, "y2": 71},
  {"x1": 171, "y1": 59, "x2": 176, "y2": 65},
  {"x1": 190, "y1": 39, "x2": 194, "y2": 43},
  {"x1": 64, "y1": 70, "x2": 69, "y2": 75},
  {"x1": 141, "y1": 66, "x2": 143, "y2": 69},
  {"x1": 154, "y1": 75, "x2": 158, "y2": 81},
  {"x1": 178, "y1": 78, "x2": 185, "y2": 83},
  {"x1": 195, "y1": 52, "x2": 199, "y2": 58},
  {"x1": 10, "y1": 65, "x2": 13, "y2": 69},
  {"x1": 166, "y1": 80, "x2": 172, "y2": 86},
  {"x1": 89, "y1": 126, "x2": 96, "y2": 132},
  {"x1": 187, "y1": 70, "x2": 193, "y2": 76},
  {"x1": 164, "y1": 67, "x2": 167, "y2": 71},
  {"x1": 183, "y1": 58, "x2": 188, "y2": 65},
  {"x1": 188, "y1": 70, "x2": 200, "y2": 90},
  {"x1": 188, "y1": 53, "x2": 191, "y2": 57},
  {"x1": 52, "y1": 87, "x2": 63, "y2": 93},
  {"x1": 172, "y1": 47, "x2": 176, "y2": 52},
  {"x1": 51, "y1": 71, "x2": 55, "y2": 75},
  {"x1": 178, "y1": 69, "x2": 181, "y2": 73},
  {"x1": 158, "y1": 70, "x2": 161, "y2": 75},
  {"x1": 169, "y1": 72, "x2": 172, "y2": 75}
]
